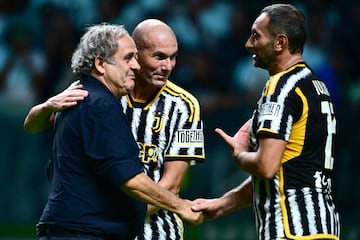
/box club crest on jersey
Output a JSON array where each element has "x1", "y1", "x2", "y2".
[{"x1": 152, "y1": 112, "x2": 167, "y2": 133}]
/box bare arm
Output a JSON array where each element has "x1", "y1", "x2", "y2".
[
  {"x1": 24, "y1": 82, "x2": 88, "y2": 134},
  {"x1": 234, "y1": 137, "x2": 285, "y2": 179},
  {"x1": 192, "y1": 176, "x2": 252, "y2": 221},
  {"x1": 121, "y1": 172, "x2": 203, "y2": 225},
  {"x1": 147, "y1": 160, "x2": 189, "y2": 216},
  {"x1": 215, "y1": 119, "x2": 285, "y2": 179}
]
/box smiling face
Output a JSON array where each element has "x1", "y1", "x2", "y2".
[
  {"x1": 101, "y1": 35, "x2": 140, "y2": 98},
  {"x1": 245, "y1": 13, "x2": 277, "y2": 71},
  {"x1": 134, "y1": 22, "x2": 178, "y2": 93}
]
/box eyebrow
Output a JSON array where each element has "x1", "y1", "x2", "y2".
[{"x1": 124, "y1": 51, "x2": 137, "y2": 59}]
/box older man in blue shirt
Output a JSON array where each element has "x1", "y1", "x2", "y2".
[{"x1": 26, "y1": 23, "x2": 203, "y2": 240}]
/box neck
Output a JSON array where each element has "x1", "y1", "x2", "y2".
[
  {"x1": 269, "y1": 53, "x2": 303, "y2": 75},
  {"x1": 130, "y1": 82, "x2": 159, "y2": 101}
]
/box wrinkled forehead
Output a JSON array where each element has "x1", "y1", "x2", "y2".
[
  {"x1": 116, "y1": 35, "x2": 137, "y2": 56},
  {"x1": 141, "y1": 31, "x2": 178, "y2": 55}
]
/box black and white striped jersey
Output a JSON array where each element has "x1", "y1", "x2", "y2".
[
  {"x1": 120, "y1": 80, "x2": 205, "y2": 240},
  {"x1": 249, "y1": 63, "x2": 340, "y2": 240}
]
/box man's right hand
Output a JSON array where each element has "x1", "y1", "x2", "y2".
[
  {"x1": 178, "y1": 200, "x2": 204, "y2": 226},
  {"x1": 45, "y1": 81, "x2": 88, "y2": 113}
]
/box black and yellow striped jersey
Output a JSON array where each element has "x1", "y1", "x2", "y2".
[
  {"x1": 120, "y1": 80, "x2": 205, "y2": 240},
  {"x1": 249, "y1": 63, "x2": 340, "y2": 240}
]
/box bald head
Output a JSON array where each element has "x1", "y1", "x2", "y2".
[{"x1": 132, "y1": 19, "x2": 177, "y2": 50}]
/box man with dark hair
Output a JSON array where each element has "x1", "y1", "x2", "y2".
[{"x1": 192, "y1": 4, "x2": 340, "y2": 240}]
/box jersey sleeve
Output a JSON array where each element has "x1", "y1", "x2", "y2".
[
  {"x1": 255, "y1": 71, "x2": 306, "y2": 142},
  {"x1": 165, "y1": 95, "x2": 205, "y2": 165}
]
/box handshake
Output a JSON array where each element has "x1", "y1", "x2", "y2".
[{"x1": 176, "y1": 198, "x2": 222, "y2": 226}]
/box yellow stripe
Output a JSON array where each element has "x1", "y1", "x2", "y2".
[
  {"x1": 264, "y1": 63, "x2": 306, "y2": 96},
  {"x1": 280, "y1": 88, "x2": 340, "y2": 239},
  {"x1": 143, "y1": 84, "x2": 168, "y2": 110},
  {"x1": 280, "y1": 87, "x2": 306, "y2": 236},
  {"x1": 282, "y1": 234, "x2": 339, "y2": 240},
  {"x1": 281, "y1": 87, "x2": 307, "y2": 164},
  {"x1": 164, "y1": 154, "x2": 205, "y2": 159},
  {"x1": 165, "y1": 81, "x2": 200, "y2": 122},
  {"x1": 279, "y1": 165, "x2": 289, "y2": 236},
  {"x1": 174, "y1": 213, "x2": 184, "y2": 239},
  {"x1": 125, "y1": 95, "x2": 133, "y2": 108}
]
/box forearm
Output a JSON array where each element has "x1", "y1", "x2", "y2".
[
  {"x1": 122, "y1": 173, "x2": 187, "y2": 215},
  {"x1": 221, "y1": 176, "x2": 252, "y2": 214},
  {"x1": 235, "y1": 151, "x2": 261, "y2": 176},
  {"x1": 146, "y1": 160, "x2": 188, "y2": 216},
  {"x1": 146, "y1": 183, "x2": 180, "y2": 216},
  {"x1": 23, "y1": 103, "x2": 55, "y2": 134},
  {"x1": 235, "y1": 137, "x2": 285, "y2": 179}
]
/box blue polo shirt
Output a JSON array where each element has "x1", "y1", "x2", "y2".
[{"x1": 37, "y1": 76, "x2": 146, "y2": 239}]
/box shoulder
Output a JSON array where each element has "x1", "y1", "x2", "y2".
[
  {"x1": 268, "y1": 63, "x2": 312, "y2": 95},
  {"x1": 163, "y1": 80, "x2": 200, "y2": 106},
  {"x1": 80, "y1": 78, "x2": 122, "y2": 114}
]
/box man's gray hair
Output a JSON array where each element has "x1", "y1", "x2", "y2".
[{"x1": 71, "y1": 23, "x2": 129, "y2": 75}]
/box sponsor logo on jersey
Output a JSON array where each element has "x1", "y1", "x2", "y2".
[
  {"x1": 176, "y1": 129, "x2": 204, "y2": 148},
  {"x1": 259, "y1": 101, "x2": 282, "y2": 121},
  {"x1": 137, "y1": 142, "x2": 158, "y2": 164}
]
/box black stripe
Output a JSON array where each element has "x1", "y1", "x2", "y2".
[
  {"x1": 313, "y1": 191, "x2": 324, "y2": 233},
  {"x1": 150, "y1": 214, "x2": 159, "y2": 240},
  {"x1": 158, "y1": 210, "x2": 171, "y2": 239},
  {"x1": 258, "y1": 180, "x2": 267, "y2": 240},
  {"x1": 165, "y1": 102, "x2": 177, "y2": 154},
  {"x1": 268, "y1": 180, "x2": 277, "y2": 238}
]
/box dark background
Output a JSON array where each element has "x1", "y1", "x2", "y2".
[{"x1": 0, "y1": 0, "x2": 358, "y2": 239}]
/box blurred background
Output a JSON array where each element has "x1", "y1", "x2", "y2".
[{"x1": 0, "y1": 0, "x2": 358, "y2": 239}]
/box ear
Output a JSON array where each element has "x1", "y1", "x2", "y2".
[
  {"x1": 274, "y1": 34, "x2": 287, "y2": 51},
  {"x1": 94, "y1": 56, "x2": 106, "y2": 75}
]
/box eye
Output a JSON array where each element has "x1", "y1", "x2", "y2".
[
  {"x1": 252, "y1": 31, "x2": 258, "y2": 39},
  {"x1": 124, "y1": 53, "x2": 136, "y2": 62},
  {"x1": 154, "y1": 53, "x2": 167, "y2": 60},
  {"x1": 170, "y1": 53, "x2": 177, "y2": 61}
]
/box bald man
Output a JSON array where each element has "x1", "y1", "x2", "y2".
[
  {"x1": 24, "y1": 19, "x2": 205, "y2": 240},
  {"x1": 121, "y1": 19, "x2": 205, "y2": 240}
]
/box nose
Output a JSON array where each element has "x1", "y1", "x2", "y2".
[
  {"x1": 245, "y1": 36, "x2": 252, "y2": 50},
  {"x1": 160, "y1": 58, "x2": 173, "y2": 71},
  {"x1": 130, "y1": 57, "x2": 140, "y2": 70}
]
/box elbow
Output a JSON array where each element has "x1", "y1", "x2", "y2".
[
  {"x1": 23, "y1": 123, "x2": 39, "y2": 134},
  {"x1": 158, "y1": 182, "x2": 180, "y2": 195},
  {"x1": 23, "y1": 121, "x2": 33, "y2": 134},
  {"x1": 164, "y1": 184, "x2": 180, "y2": 195},
  {"x1": 253, "y1": 165, "x2": 278, "y2": 180},
  {"x1": 257, "y1": 170, "x2": 277, "y2": 180}
]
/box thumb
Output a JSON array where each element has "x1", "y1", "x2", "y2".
[{"x1": 191, "y1": 198, "x2": 207, "y2": 212}]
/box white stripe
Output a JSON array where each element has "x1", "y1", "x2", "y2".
[
  {"x1": 272, "y1": 68, "x2": 311, "y2": 132},
  {"x1": 287, "y1": 189, "x2": 303, "y2": 235},
  {"x1": 273, "y1": 175, "x2": 285, "y2": 238},
  {"x1": 317, "y1": 191, "x2": 328, "y2": 233},
  {"x1": 326, "y1": 195, "x2": 335, "y2": 234},
  {"x1": 263, "y1": 181, "x2": 271, "y2": 240},
  {"x1": 302, "y1": 187, "x2": 317, "y2": 234},
  {"x1": 254, "y1": 178, "x2": 264, "y2": 236},
  {"x1": 157, "y1": 214, "x2": 166, "y2": 240},
  {"x1": 284, "y1": 115, "x2": 293, "y2": 141}
]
